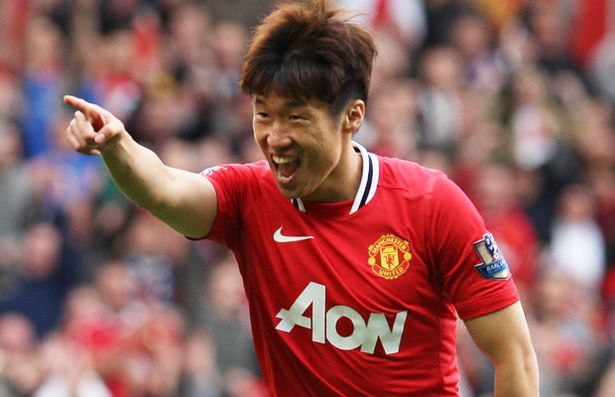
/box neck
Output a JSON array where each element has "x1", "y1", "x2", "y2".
[
  {"x1": 303, "y1": 140, "x2": 363, "y2": 203},
  {"x1": 337, "y1": 142, "x2": 364, "y2": 200}
]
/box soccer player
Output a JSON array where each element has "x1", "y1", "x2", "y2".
[{"x1": 64, "y1": 1, "x2": 539, "y2": 395}]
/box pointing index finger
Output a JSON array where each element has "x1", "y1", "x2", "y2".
[
  {"x1": 63, "y1": 95, "x2": 100, "y2": 115},
  {"x1": 63, "y1": 95, "x2": 109, "y2": 131}
]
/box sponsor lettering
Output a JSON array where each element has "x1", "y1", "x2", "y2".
[{"x1": 275, "y1": 282, "x2": 407, "y2": 355}]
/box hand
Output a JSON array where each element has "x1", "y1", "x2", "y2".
[{"x1": 64, "y1": 95, "x2": 126, "y2": 155}]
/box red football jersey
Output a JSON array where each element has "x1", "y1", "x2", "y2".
[{"x1": 201, "y1": 143, "x2": 519, "y2": 396}]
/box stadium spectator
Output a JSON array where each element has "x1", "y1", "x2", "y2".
[
  {"x1": 0, "y1": 313, "x2": 42, "y2": 395},
  {"x1": 549, "y1": 183, "x2": 606, "y2": 292},
  {"x1": 197, "y1": 254, "x2": 260, "y2": 385},
  {"x1": 179, "y1": 327, "x2": 223, "y2": 397},
  {"x1": 0, "y1": 221, "x2": 81, "y2": 339}
]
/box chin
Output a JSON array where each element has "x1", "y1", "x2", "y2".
[
  {"x1": 276, "y1": 182, "x2": 311, "y2": 200},
  {"x1": 275, "y1": 183, "x2": 298, "y2": 199}
]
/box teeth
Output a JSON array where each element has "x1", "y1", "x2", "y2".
[{"x1": 272, "y1": 155, "x2": 298, "y2": 164}]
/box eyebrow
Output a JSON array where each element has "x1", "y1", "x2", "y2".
[{"x1": 254, "y1": 97, "x2": 308, "y2": 110}]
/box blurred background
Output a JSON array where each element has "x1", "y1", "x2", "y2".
[{"x1": 0, "y1": 0, "x2": 614, "y2": 396}]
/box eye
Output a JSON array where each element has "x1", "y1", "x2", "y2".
[
  {"x1": 288, "y1": 114, "x2": 305, "y2": 121},
  {"x1": 255, "y1": 112, "x2": 270, "y2": 119}
]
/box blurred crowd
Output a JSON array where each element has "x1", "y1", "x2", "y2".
[{"x1": 0, "y1": 0, "x2": 614, "y2": 396}]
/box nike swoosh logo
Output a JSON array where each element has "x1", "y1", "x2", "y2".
[{"x1": 273, "y1": 227, "x2": 314, "y2": 243}]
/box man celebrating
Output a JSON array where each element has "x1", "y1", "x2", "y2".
[{"x1": 64, "y1": 1, "x2": 538, "y2": 395}]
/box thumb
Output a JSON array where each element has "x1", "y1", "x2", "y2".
[{"x1": 94, "y1": 118, "x2": 125, "y2": 145}]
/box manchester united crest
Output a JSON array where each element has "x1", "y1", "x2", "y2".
[{"x1": 368, "y1": 234, "x2": 412, "y2": 280}]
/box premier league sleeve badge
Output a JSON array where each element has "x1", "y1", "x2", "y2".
[{"x1": 473, "y1": 233, "x2": 510, "y2": 280}]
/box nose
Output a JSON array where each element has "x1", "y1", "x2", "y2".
[{"x1": 267, "y1": 121, "x2": 292, "y2": 148}]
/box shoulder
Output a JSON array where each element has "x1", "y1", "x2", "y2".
[
  {"x1": 201, "y1": 160, "x2": 276, "y2": 208},
  {"x1": 377, "y1": 155, "x2": 449, "y2": 196},
  {"x1": 376, "y1": 155, "x2": 480, "y2": 226}
]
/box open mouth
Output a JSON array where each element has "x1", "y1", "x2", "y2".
[{"x1": 272, "y1": 155, "x2": 300, "y2": 183}]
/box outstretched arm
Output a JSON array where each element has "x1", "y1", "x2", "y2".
[
  {"x1": 464, "y1": 301, "x2": 539, "y2": 397},
  {"x1": 64, "y1": 95, "x2": 217, "y2": 238}
]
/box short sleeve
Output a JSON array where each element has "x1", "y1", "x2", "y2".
[
  {"x1": 428, "y1": 173, "x2": 519, "y2": 320},
  {"x1": 199, "y1": 163, "x2": 247, "y2": 247}
]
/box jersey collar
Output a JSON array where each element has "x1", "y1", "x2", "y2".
[{"x1": 291, "y1": 141, "x2": 380, "y2": 215}]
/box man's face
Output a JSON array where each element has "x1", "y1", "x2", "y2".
[{"x1": 253, "y1": 93, "x2": 347, "y2": 201}]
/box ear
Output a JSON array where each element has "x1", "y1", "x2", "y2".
[{"x1": 341, "y1": 99, "x2": 366, "y2": 134}]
